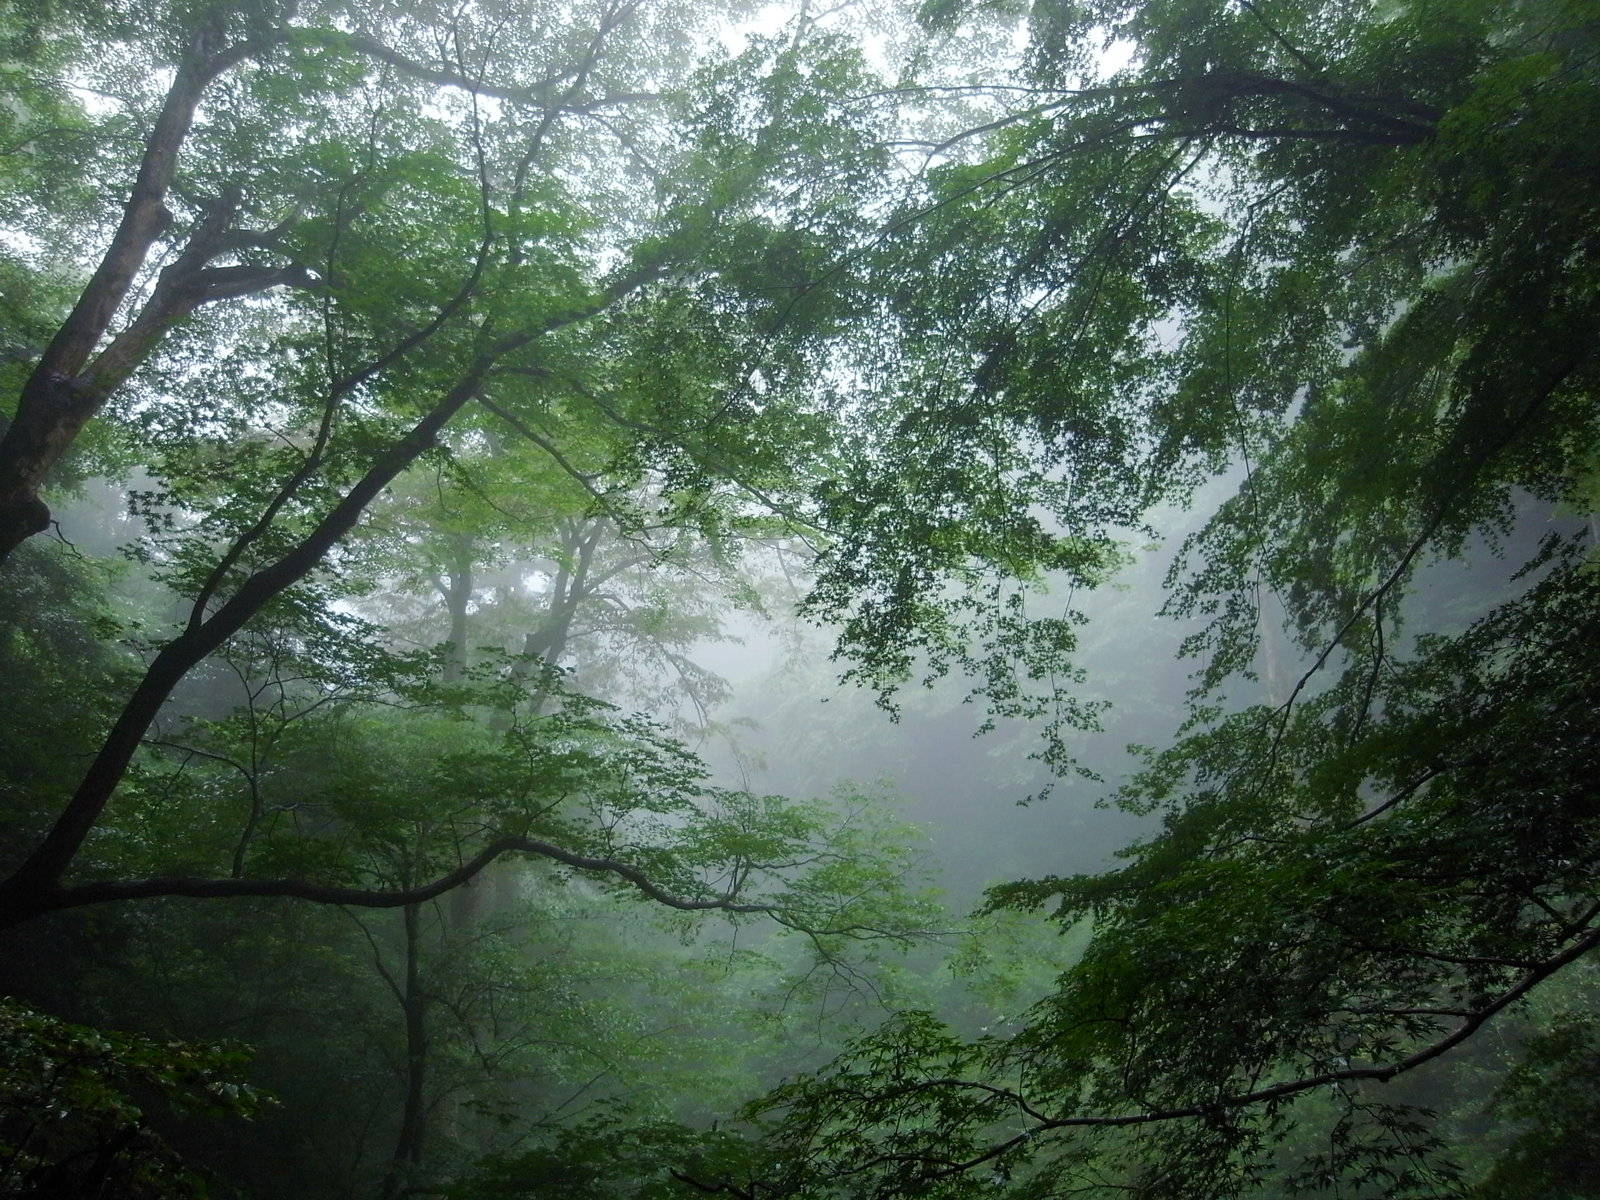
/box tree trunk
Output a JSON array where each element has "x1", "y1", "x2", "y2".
[
  {"x1": 441, "y1": 537, "x2": 475, "y2": 684},
  {"x1": 525, "y1": 520, "x2": 600, "y2": 709},
  {"x1": 380, "y1": 901, "x2": 428, "y2": 1200},
  {"x1": 0, "y1": 25, "x2": 270, "y2": 564},
  {"x1": 1257, "y1": 587, "x2": 1291, "y2": 708},
  {"x1": 0, "y1": 365, "x2": 492, "y2": 929}
]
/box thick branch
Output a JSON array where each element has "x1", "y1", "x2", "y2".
[
  {"x1": 36, "y1": 32, "x2": 273, "y2": 381},
  {"x1": 0, "y1": 27, "x2": 278, "y2": 560},
  {"x1": 5, "y1": 835, "x2": 775, "y2": 926},
  {"x1": 1178, "y1": 71, "x2": 1439, "y2": 139},
  {"x1": 83, "y1": 248, "x2": 318, "y2": 404},
  {"x1": 0, "y1": 362, "x2": 494, "y2": 923}
]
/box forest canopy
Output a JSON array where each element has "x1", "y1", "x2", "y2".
[{"x1": 1, "y1": 0, "x2": 1598, "y2": 1196}]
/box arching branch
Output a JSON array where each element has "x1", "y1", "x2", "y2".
[{"x1": 7, "y1": 834, "x2": 776, "y2": 925}]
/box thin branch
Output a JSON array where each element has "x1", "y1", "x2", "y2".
[
  {"x1": 476, "y1": 395, "x2": 609, "y2": 505},
  {"x1": 797, "y1": 918, "x2": 1600, "y2": 1183},
  {"x1": 1261, "y1": 351, "x2": 1588, "y2": 772},
  {"x1": 341, "y1": 906, "x2": 408, "y2": 1006},
  {"x1": 1236, "y1": 0, "x2": 1325, "y2": 77}
]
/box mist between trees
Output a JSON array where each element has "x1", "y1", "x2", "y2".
[{"x1": 2, "y1": 0, "x2": 1599, "y2": 1197}]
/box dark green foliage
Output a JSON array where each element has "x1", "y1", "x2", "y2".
[
  {"x1": 0, "y1": 998, "x2": 264, "y2": 1198},
  {"x1": 665, "y1": 0, "x2": 1600, "y2": 1196},
  {"x1": 448, "y1": 1104, "x2": 762, "y2": 1200},
  {"x1": 1473, "y1": 1019, "x2": 1600, "y2": 1198}
]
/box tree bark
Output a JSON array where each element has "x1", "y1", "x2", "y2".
[
  {"x1": 0, "y1": 832, "x2": 778, "y2": 928},
  {"x1": 0, "y1": 25, "x2": 273, "y2": 563}
]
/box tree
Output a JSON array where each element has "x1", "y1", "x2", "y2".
[
  {"x1": 0, "y1": 0, "x2": 910, "y2": 934},
  {"x1": 644, "y1": 0, "x2": 1600, "y2": 1194},
  {"x1": 0, "y1": 5, "x2": 962, "y2": 1192},
  {"x1": 364, "y1": 452, "x2": 774, "y2": 732}
]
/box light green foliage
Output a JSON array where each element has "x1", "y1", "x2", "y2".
[{"x1": 0, "y1": 0, "x2": 949, "y2": 1193}]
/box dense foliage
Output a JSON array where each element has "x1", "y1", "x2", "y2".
[
  {"x1": 2, "y1": 0, "x2": 1598, "y2": 1195},
  {"x1": 718, "y1": 0, "x2": 1600, "y2": 1195}
]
